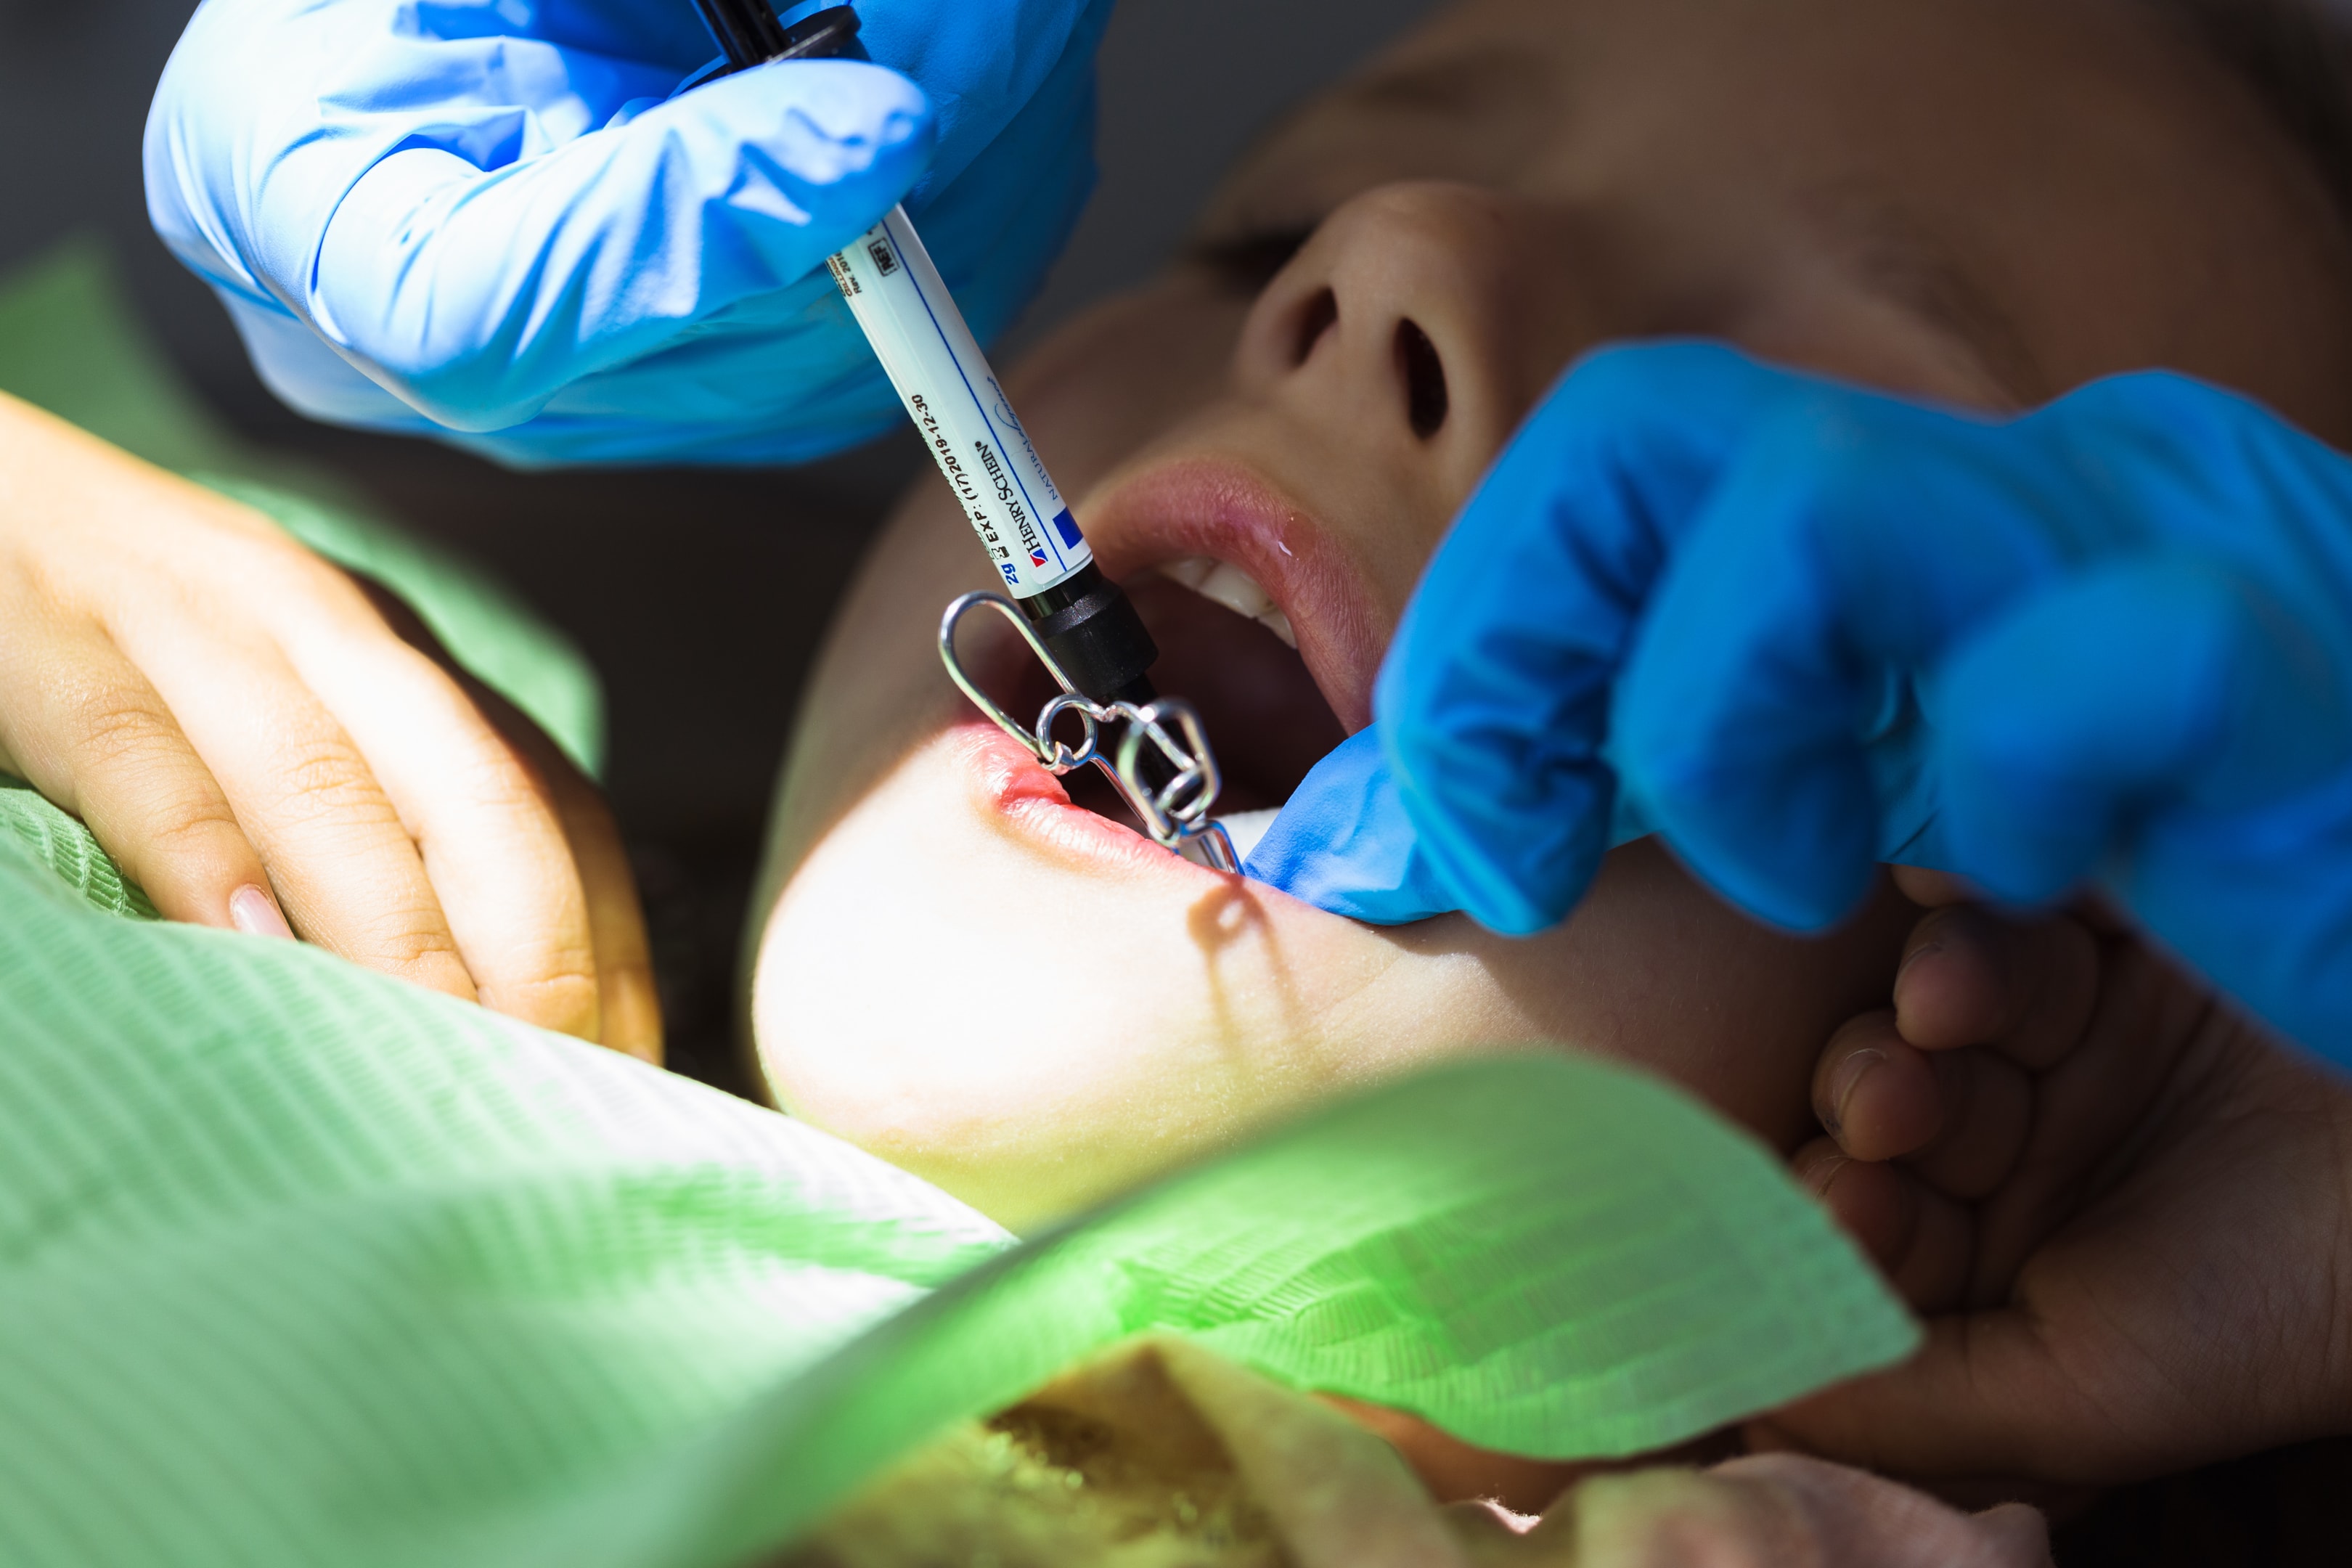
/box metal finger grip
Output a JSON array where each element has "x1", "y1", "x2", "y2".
[{"x1": 940, "y1": 592, "x2": 1240, "y2": 872}]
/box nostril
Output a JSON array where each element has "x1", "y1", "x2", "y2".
[
  {"x1": 1290, "y1": 287, "x2": 1338, "y2": 367},
  {"x1": 1395, "y1": 319, "x2": 1448, "y2": 438}
]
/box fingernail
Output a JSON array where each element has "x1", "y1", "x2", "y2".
[
  {"x1": 1800, "y1": 1153, "x2": 1851, "y2": 1200},
  {"x1": 1896, "y1": 939, "x2": 1943, "y2": 979},
  {"x1": 1821, "y1": 1048, "x2": 1885, "y2": 1138},
  {"x1": 229, "y1": 884, "x2": 295, "y2": 941}
]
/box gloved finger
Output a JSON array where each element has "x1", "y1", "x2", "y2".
[
  {"x1": 893, "y1": 0, "x2": 1110, "y2": 346},
  {"x1": 380, "y1": 264, "x2": 902, "y2": 469},
  {"x1": 1614, "y1": 392, "x2": 2072, "y2": 932},
  {"x1": 312, "y1": 60, "x2": 935, "y2": 430},
  {"x1": 1245, "y1": 726, "x2": 1464, "y2": 923},
  {"x1": 1934, "y1": 556, "x2": 2352, "y2": 903},
  {"x1": 1374, "y1": 342, "x2": 1799, "y2": 935},
  {"x1": 1892, "y1": 904, "x2": 2099, "y2": 1068},
  {"x1": 263, "y1": 584, "x2": 602, "y2": 1040},
  {"x1": 117, "y1": 608, "x2": 479, "y2": 1004},
  {"x1": 859, "y1": 0, "x2": 1111, "y2": 197},
  {"x1": 0, "y1": 594, "x2": 288, "y2": 937}
]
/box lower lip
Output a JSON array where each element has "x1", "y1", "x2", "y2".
[{"x1": 948, "y1": 721, "x2": 1233, "y2": 885}]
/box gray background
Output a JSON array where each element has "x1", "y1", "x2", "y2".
[{"x1": 0, "y1": 0, "x2": 1438, "y2": 1074}]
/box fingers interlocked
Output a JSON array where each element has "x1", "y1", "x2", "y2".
[{"x1": 1794, "y1": 886, "x2": 2101, "y2": 1313}]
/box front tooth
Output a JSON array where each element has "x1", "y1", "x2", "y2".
[
  {"x1": 1159, "y1": 555, "x2": 1217, "y2": 592},
  {"x1": 1196, "y1": 560, "x2": 1278, "y2": 622},
  {"x1": 1158, "y1": 556, "x2": 1298, "y2": 648}
]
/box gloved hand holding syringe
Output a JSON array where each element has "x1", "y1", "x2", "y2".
[{"x1": 692, "y1": 1, "x2": 1241, "y2": 871}]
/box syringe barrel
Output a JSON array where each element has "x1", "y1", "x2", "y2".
[
  {"x1": 826, "y1": 211, "x2": 1090, "y2": 600},
  {"x1": 824, "y1": 209, "x2": 1158, "y2": 701},
  {"x1": 693, "y1": 0, "x2": 1159, "y2": 702}
]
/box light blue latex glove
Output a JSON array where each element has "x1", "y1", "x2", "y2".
[
  {"x1": 1249, "y1": 342, "x2": 2352, "y2": 1060},
  {"x1": 144, "y1": 0, "x2": 1110, "y2": 467}
]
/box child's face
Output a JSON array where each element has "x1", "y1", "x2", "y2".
[{"x1": 755, "y1": 0, "x2": 2352, "y2": 1230}]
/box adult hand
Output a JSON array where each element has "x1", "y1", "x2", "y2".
[
  {"x1": 0, "y1": 392, "x2": 658, "y2": 1058},
  {"x1": 1760, "y1": 870, "x2": 2352, "y2": 1489},
  {"x1": 1251, "y1": 342, "x2": 2352, "y2": 1063},
  {"x1": 144, "y1": 0, "x2": 1109, "y2": 466}
]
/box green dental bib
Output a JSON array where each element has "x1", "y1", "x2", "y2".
[
  {"x1": 0, "y1": 804, "x2": 1914, "y2": 1567},
  {"x1": 0, "y1": 239, "x2": 1915, "y2": 1568}
]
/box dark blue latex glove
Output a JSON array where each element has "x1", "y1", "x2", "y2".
[
  {"x1": 144, "y1": 0, "x2": 1108, "y2": 467},
  {"x1": 1248, "y1": 342, "x2": 2352, "y2": 1060}
]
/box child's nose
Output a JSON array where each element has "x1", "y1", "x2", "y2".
[{"x1": 1231, "y1": 182, "x2": 1577, "y2": 489}]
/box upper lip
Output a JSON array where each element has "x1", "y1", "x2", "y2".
[{"x1": 1077, "y1": 456, "x2": 1387, "y2": 732}]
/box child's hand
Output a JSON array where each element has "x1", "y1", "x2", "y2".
[
  {"x1": 0, "y1": 393, "x2": 658, "y2": 1058},
  {"x1": 1761, "y1": 869, "x2": 2352, "y2": 1488}
]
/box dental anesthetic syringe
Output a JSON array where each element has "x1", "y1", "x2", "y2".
[
  {"x1": 687, "y1": 1, "x2": 1240, "y2": 871},
  {"x1": 690, "y1": 1, "x2": 1160, "y2": 709}
]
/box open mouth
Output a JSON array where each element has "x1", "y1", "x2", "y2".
[
  {"x1": 960, "y1": 460, "x2": 1363, "y2": 867},
  {"x1": 985, "y1": 565, "x2": 1348, "y2": 861}
]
